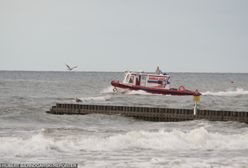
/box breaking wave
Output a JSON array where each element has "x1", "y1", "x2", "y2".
[
  {"x1": 77, "y1": 95, "x2": 111, "y2": 102},
  {"x1": 202, "y1": 88, "x2": 248, "y2": 96},
  {"x1": 101, "y1": 86, "x2": 114, "y2": 94},
  {"x1": 101, "y1": 86, "x2": 154, "y2": 95},
  {"x1": 1, "y1": 127, "x2": 248, "y2": 157},
  {"x1": 127, "y1": 90, "x2": 154, "y2": 95}
]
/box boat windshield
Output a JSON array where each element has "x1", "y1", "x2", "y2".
[{"x1": 124, "y1": 74, "x2": 130, "y2": 83}]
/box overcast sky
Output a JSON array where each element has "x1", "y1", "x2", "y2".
[{"x1": 0, "y1": 0, "x2": 247, "y2": 72}]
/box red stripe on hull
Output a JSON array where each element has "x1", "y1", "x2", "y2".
[{"x1": 111, "y1": 80, "x2": 201, "y2": 96}]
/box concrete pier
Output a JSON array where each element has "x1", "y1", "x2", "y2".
[{"x1": 47, "y1": 103, "x2": 248, "y2": 123}]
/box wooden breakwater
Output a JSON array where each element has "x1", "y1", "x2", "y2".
[{"x1": 47, "y1": 103, "x2": 248, "y2": 123}]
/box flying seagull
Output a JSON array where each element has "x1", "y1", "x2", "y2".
[{"x1": 65, "y1": 64, "x2": 78, "y2": 71}]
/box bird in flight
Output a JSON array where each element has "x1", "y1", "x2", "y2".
[{"x1": 65, "y1": 64, "x2": 78, "y2": 71}]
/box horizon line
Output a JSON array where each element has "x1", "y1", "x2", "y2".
[{"x1": 0, "y1": 69, "x2": 247, "y2": 74}]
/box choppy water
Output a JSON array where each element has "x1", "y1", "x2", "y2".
[{"x1": 0, "y1": 71, "x2": 248, "y2": 168}]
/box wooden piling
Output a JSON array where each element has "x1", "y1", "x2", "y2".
[{"x1": 46, "y1": 103, "x2": 248, "y2": 123}]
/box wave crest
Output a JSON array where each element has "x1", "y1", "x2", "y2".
[
  {"x1": 1, "y1": 127, "x2": 248, "y2": 157},
  {"x1": 202, "y1": 88, "x2": 248, "y2": 96},
  {"x1": 77, "y1": 95, "x2": 111, "y2": 102}
]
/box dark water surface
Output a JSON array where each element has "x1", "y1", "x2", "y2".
[{"x1": 0, "y1": 71, "x2": 248, "y2": 168}]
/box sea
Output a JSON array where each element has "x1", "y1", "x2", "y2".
[{"x1": 0, "y1": 71, "x2": 248, "y2": 168}]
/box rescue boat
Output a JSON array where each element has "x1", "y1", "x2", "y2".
[{"x1": 111, "y1": 68, "x2": 201, "y2": 96}]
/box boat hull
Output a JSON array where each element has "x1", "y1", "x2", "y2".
[{"x1": 111, "y1": 80, "x2": 201, "y2": 96}]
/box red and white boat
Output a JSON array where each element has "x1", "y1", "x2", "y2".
[{"x1": 111, "y1": 68, "x2": 201, "y2": 96}]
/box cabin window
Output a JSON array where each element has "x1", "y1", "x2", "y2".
[
  {"x1": 129, "y1": 76, "x2": 134, "y2": 84},
  {"x1": 140, "y1": 75, "x2": 146, "y2": 86},
  {"x1": 125, "y1": 74, "x2": 130, "y2": 83}
]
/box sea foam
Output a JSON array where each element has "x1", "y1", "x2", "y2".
[
  {"x1": 101, "y1": 86, "x2": 114, "y2": 94},
  {"x1": 202, "y1": 88, "x2": 248, "y2": 96},
  {"x1": 1, "y1": 127, "x2": 248, "y2": 157},
  {"x1": 127, "y1": 90, "x2": 153, "y2": 95},
  {"x1": 77, "y1": 95, "x2": 111, "y2": 102}
]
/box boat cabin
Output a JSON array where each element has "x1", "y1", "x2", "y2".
[{"x1": 123, "y1": 71, "x2": 170, "y2": 89}]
